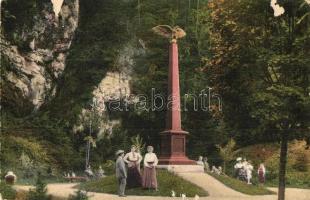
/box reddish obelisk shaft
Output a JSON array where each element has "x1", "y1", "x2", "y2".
[
  {"x1": 158, "y1": 40, "x2": 195, "y2": 165},
  {"x1": 167, "y1": 41, "x2": 181, "y2": 130}
]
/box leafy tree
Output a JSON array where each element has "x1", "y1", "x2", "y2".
[
  {"x1": 206, "y1": 1, "x2": 310, "y2": 200},
  {"x1": 217, "y1": 139, "x2": 238, "y2": 173}
]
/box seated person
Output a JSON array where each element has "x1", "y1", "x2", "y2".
[
  {"x1": 203, "y1": 157, "x2": 210, "y2": 172},
  {"x1": 97, "y1": 165, "x2": 106, "y2": 178},
  {"x1": 5, "y1": 171, "x2": 17, "y2": 184},
  {"x1": 85, "y1": 165, "x2": 94, "y2": 178},
  {"x1": 196, "y1": 156, "x2": 204, "y2": 166}
]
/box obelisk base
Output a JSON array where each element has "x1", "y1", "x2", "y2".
[
  {"x1": 158, "y1": 130, "x2": 196, "y2": 165},
  {"x1": 157, "y1": 165, "x2": 204, "y2": 173}
]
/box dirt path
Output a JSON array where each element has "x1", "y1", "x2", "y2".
[
  {"x1": 178, "y1": 173, "x2": 247, "y2": 198},
  {"x1": 178, "y1": 172, "x2": 310, "y2": 200},
  {"x1": 14, "y1": 173, "x2": 310, "y2": 200}
]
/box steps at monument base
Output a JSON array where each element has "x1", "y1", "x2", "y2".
[{"x1": 157, "y1": 165, "x2": 204, "y2": 173}]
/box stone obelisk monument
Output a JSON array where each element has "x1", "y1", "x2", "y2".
[{"x1": 152, "y1": 25, "x2": 202, "y2": 172}]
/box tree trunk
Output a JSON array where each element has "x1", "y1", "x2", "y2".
[{"x1": 278, "y1": 131, "x2": 288, "y2": 200}]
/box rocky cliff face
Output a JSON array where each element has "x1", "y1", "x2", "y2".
[
  {"x1": 1, "y1": 0, "x2": 79, "y2": 112},
  {"x1": 1, "y1": 0, "x2": 138, "y2": 135},
  {"x1": 73, "y1": 42, "x2": 139, "y2": 136}
]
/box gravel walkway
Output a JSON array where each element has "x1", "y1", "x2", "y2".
[{"x1": 14, "y1": 173, "x2": 310, "y2": 200}]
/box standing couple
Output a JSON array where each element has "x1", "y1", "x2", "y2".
[{"x1": 115, "y1": 145, "x2": 158, "y2": 197}]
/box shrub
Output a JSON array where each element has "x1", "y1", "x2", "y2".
[
  {"x1": 0, "y1": 182, "x2": 16, "y2": 200},
  {"x1": 265, "y1": 154, "x2": 279, "y2": 181},
  {"x1": 68, "y1": 190, "x2": 89, "y2": 200},
  {"x1": 293, "y1": 152, "x2": 309, "y2": 172},
  {"x1": 101, "y1": 160, "x2": 115, "y2": 175},
  {"x1": 26, "y1": 175, "x2": 51, "y2": 200}
]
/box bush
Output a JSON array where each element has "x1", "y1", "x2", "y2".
[
  {"x1": 0, "y1": 182, "x2": 16, "y2": 200},
  {"x1": 101, "y1": 160, "x2": 115, "y2": 175},
  {"x1": 264, "y1": 154, "x2": 279, "y2": 181},
  {"x1": 68, "y1": 190, "x2": 89, "y2": 200},
  {"x1": 286, "y1": 172, "x2": 310, "y2": 189},
  {"x1": 26, "y1": 175, "x2": 51, "y2": 200},
  {"x1": 293, "y1": 152, "x2": 309, "y2": 172}
]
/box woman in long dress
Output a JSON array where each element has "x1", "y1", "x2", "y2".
[
  {"x1": 257, "y1": 163, "x2": 266, "y2": 184},
  {"x1": 245, "y1": 160, "x2": 254, "y2": 184},
  {"x1": 142, "y1": 146, "x2": 158, "y2": 190},
  {"x1": 124, "y1": 145, "x2": 142, "y2": 188}
]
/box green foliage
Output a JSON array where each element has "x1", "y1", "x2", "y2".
[
  {"x1": 68, "y1": 190, "x2": 89, "y2": 200},
  {"x1": 1, "y1": 0, "x2": 224, "y2": 172},
  {"x1": 1, "y1": 0, "x2": 309, "y2": 181},
  {"x1": 0, "y1": 134, "x2": 56, "y2": 181},
  {"x1": 89, "y1": 126, "x2": 130, "y2": 166},
  {"x1": 238, "y1": 141, "x2": 310, "y2": 188},
  {"x1": 1, "y1": 0, "x2": 45, "y2": 50},
  {"x1": 206, "y1": 0, "x2": 310, "y2": 144},
  {"x1": 48, "y1": 0, "x2": 134, "y2": 125},
  {"x1": 27, "y1": 175, "x2": 51, "y2": 200},
  {"x1": 0, "y1": 182, "x2": 17, "y2": 200},
  {"x1": 84, "y1": 136, "x2": 97, "y2": 148},
  {"x1": 101, "y1": 160, "x2": 115, "y2": 175},
  {"x1": 208, "y1": 173, "x2": 275, "y2": 195},
  {"x1": 286, "y1": 172, "x2": 310, "y2": 188},
  {"x1": 130, "y1": 135, "x2": 146, "y2": 154},
  {"x1": 293, "y1": 152, "x2": 309, "y2": 172},
  {"x1": 217, "y1": 139, "x2": 238, "y2": 173},
  {"x1": 266, "y1": 171, "x2": 310, "y2": 189},
  {"x1": 118, "y1": 0, "x2": 224, "y2": 160},
  {"x1": 264, "y1": 140, "x2": 310, "y2": 178},
  {"x1": 80, "y1": 170, "x2": 208, "y2": 197}
]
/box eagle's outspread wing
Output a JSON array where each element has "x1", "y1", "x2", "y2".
[
  {"x1": 173, "y1": 26, "x2": 186, "y2": 39},
  {"x1": 152, "y1": 25, "x2": 173, "y2": 38}
]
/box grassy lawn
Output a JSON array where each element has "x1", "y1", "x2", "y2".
[
  {"x1": 208, "y1": 173, "x2": 275, "y2": 195},
  {"x1": 265, "y1": 177, "x2": 310, "y2": 189},
  {"x1": 80, "y1": 170, "x2": 208, "y2": 197},
  {"x1": 265, "y1": 171, "x2": 310, "y2": 189},
  {"x1": 16, "y1": 176, "x2": 68, "y2": 186}
]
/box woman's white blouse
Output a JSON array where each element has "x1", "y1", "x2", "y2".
[
  {"x1": 124, "y1": 152, "x2": 142, "y2": 163},
  {"x1": 143, "y1": 153, "x2": 158, "y2": 167}
]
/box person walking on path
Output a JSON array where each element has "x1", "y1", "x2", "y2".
[
  {"x1": 115, "y1": 150, "x2": 127, "y2": 197},
  {"x1": 142, "y1": 146, "x2": 158, "y2": 191}
]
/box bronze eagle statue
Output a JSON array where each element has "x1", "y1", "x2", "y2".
[{"x1": 152, "y1": 25, "x2": 186, "y2": 43}]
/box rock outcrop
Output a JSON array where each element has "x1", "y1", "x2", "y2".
[
  {"x1": 1, "y1": 0, "x2": 79, "y2": 111},
  {"x1": 73, "y1": 42, "x2": 141, "y2": 136}
]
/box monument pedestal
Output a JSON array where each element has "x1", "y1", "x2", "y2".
[{"x1": 158, "y1": 130, "x2": 196, "y2": 165}]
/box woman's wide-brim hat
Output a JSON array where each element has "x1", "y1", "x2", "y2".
[
  {"x1": 236, "y1": 157, "x2": 242, "y2": 161},
  {"x1": 116, "y1": 150, "x2": 124, "y2": 156}
]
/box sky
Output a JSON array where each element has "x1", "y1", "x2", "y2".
[{"x1": 51, "y1": 0, "x2": 64, "y2": 17}]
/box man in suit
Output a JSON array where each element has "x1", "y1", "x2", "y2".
[{"x1": 115, "y1": 150, "x2": 127, "y2": 197}]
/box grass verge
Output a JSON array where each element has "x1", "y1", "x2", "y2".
[
  {"x1": 208, "y1": 173, "x2": 275, "y2": 195},
  {"x1": 80, "y1": 170, "x2": 208, "y2": 197}
]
